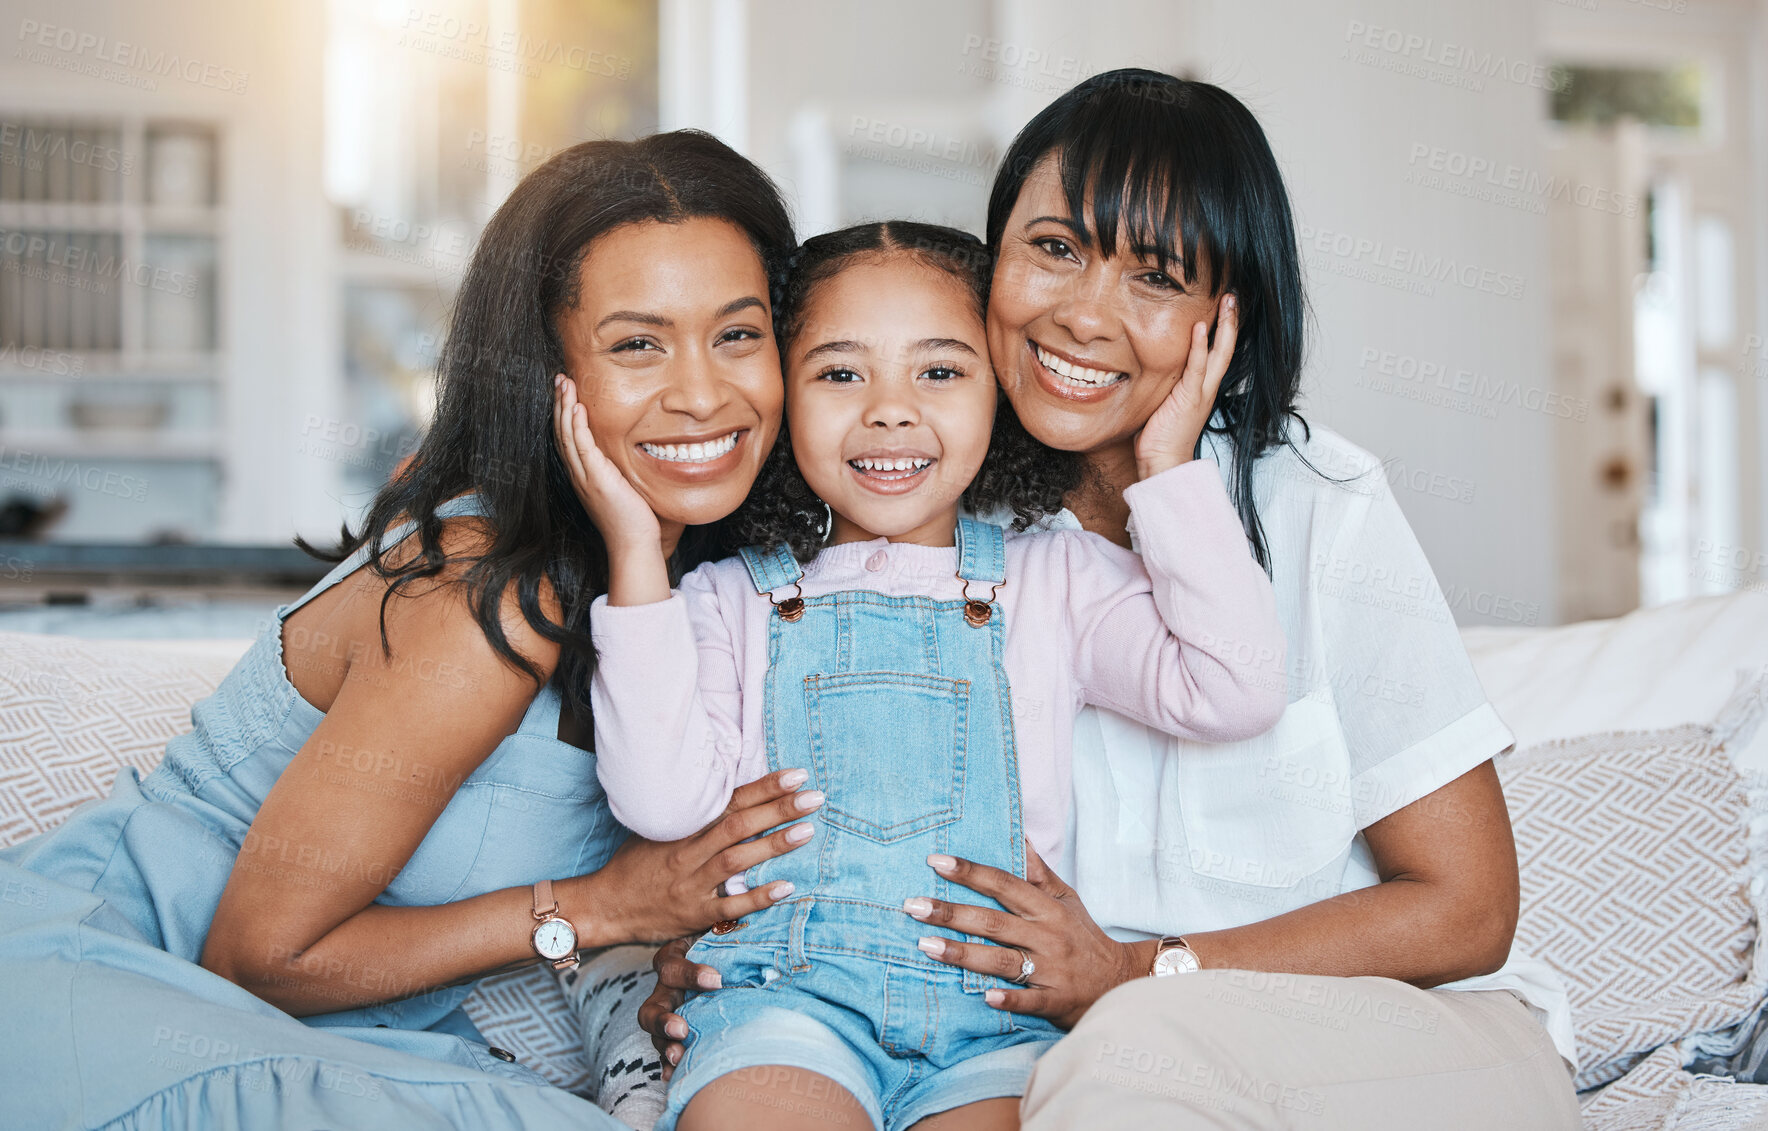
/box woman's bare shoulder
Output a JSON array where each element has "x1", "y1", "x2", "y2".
[{"x1": 329, "y1": 514, "x2": 566, "y2": 692}]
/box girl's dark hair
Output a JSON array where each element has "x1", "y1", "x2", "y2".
[
  {"x1": 988, "y1": 68, "x2": 1316, "y2": 571},
  {"x1": 298, "y1": 130, "x2": 794, "y2": 721},
  {"x1": 735, "y1": 220, "x2": 1080, "y2": 562}
]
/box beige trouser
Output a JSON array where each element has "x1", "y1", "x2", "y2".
[{"x1": 1021, "y1": 969, "x2": 1582, "y2": 1130}]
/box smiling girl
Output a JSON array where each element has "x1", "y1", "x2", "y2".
[{"x1": 556, "y1": 221, "x2": 1286, "y2": 1131}]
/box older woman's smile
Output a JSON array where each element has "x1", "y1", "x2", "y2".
[{"x1": 1029, "y1": 338, "x2": 1129, "y2": 398}]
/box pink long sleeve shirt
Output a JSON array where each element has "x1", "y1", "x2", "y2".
[{"x1": 588, "y1": 460, "x2": 1287, "y2": 863}]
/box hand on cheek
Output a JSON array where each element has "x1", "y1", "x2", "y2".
[
  {"x1": 552, "y1": 376, "x2": 672, "y2": 606},
  {"x1": 1133, "y1": 294, "x2": 1238, "y2": 480}
]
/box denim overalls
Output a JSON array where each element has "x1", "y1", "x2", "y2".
[{"x1": 661, "y1": 519, "x2": 1062, "y2": 1131}]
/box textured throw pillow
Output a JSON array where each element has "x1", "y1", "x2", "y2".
[
  {"x1": 0, "y1": 632, "x2": 242, "y2": 847},
  {"x1": 1497, "y1": 676, "x2": 1768, "y2": 1092},
  {"x1": 462, "y1": 961, "x2": 597, "y2": 1097}
]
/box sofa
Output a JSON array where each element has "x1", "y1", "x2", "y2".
[{"x1": 5, "y1": 590, "x2": 1768, "y2": 1129}]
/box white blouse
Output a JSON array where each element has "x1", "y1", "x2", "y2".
[{"x1": 1005, "y1": 419, "x2": 1577, "y2": 1069}]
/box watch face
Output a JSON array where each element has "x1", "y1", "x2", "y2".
[
  {"x1": 1154, "y1": 945, "x2": 1200, "y2": 976},
  {"x1": 533, "y1": 917, "x2": 576, "y2": 960}
]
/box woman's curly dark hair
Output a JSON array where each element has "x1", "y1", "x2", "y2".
[{"x1": 733, "y1": 220, "x2": 1081, "y2": 563}]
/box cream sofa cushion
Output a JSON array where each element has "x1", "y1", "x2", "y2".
[{"x1": 1463, "y1": 592, "x2": 1768, "y2": 771}]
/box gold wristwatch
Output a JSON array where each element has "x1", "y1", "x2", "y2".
[
  {"x1": 531, "y1": 879, "x2": 580, "y2": 971},
  {"x1": 1149, "y1": 935, "x2": 1201, "y2": 977}
]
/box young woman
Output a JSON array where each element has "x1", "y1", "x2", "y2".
[
  {"x1": 0, "y1": 130, "x2": 822, "y2": 1130},
  {"x1": 637, "y1": 75, "x2": 1584, "y2": 1129},
  {"x1": 561, "y1": 220, "x2": 1285, "y2": 1131}
]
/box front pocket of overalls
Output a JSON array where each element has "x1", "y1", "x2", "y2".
[{"x1": 805, "y1": 671, "x2": 968, "y2": 843}]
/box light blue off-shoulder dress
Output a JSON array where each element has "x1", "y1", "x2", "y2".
[{"x1": 0, "y1": 496, "x2": 630, "y2": 1129}]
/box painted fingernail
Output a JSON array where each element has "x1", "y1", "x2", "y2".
[
  {"x1": 768, "y1": 882, "x2": 795, "y2": 900},
  {"x1": 903, "y1": 897, "x2": 932, "y2": 919},
  {"x1": 985, "y1": 989, "x2": 1006, "y2": 1007},
  {"x1": 794, "y1": 790, "x2": 825, "y2": 811},
  {"x1": 665, "y1": 1018, "x2": 688, "y2": 1039},
  {"x1": 917, "y1": 936, "x2": 945, "y2": 957},
  {"x1": 666, "y1": 1046, "x2": 682, "y2": 1066},
  {"x1": 697, "y1": 969, "x2": 723, "y2": 989},
  {"x1": 785, "y1": 823, "x2": 816, "y2": 844},
  {"x1": 1224, "y1": 294, "x2": 1237, "y2": 311},
  {"x1": 927, "y1": 854, "x2": 957, "y2": 874},
  {"x1": 780, "y1": 768, "x2": 808, "y2": 789}
]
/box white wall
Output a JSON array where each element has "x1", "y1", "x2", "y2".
[{"x1": 1185, "y1": 0, "x2": 1561, "y2": 626}]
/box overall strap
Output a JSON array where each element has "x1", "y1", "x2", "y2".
[
  {"x1": 955, "y1": 516, "x2": 1006, "y2": 585},
  {"x1": 738, "y1": 541, "x2": 805, "y2": 596},
  {"x1": 279, "y1": 494, "x2": 488, "y2": 621}
]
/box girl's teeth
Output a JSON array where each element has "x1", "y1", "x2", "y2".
[
  {"x1": 641, "y1": 432, "x2": 739, "y2": 462},
  {"x1": 1035, "y1": 343, "x2": 1120, "y2": 387},
  {"x1": 852, "y1": 457, "x2": 932, "y2": 472}
]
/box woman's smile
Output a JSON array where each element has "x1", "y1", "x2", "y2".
[
  {"x1": 1028, "y1": 338, "x2": 1130, "y2": 401},
  {"x1": 635, "y1": 428, "x2": 750, "y2": 481}
]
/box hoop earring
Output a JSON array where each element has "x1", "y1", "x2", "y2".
[{"x1": 817, "y1": 502, "x2": 833, "y2": 541}]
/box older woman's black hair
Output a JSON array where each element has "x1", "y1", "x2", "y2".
[
  {"x1": 299, "y1": 130, "x2": 795, "y2": 721},
  {"x1": 987, "y1": 68, "x2": 1313, "y2": 571},
  {"x1": 735, "y1": 220, "x2": 1080, "y2": 562}
]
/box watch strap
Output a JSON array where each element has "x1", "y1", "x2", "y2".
[
  {"x1": 530, "y1": 879, "x2": 579, "y2": 971},
  {"x1": 533, "y1": 879, "x2": 559, "y2": 921}
]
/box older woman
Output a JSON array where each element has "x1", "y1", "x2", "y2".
[
  {"x1": 0, "y1": 131, "x2": 821, "y2": 1130},
  {"x1": 639, "y1": 74, "x2": 1583, "y2": 1130}
]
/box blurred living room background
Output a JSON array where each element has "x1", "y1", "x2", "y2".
[{"x1": 0, "y1": 0, "x2": 1762, "y2": 636}]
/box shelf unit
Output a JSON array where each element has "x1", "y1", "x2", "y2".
[{"x1": 0, "y1": 113, "x2": 225, "y2": 540}]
